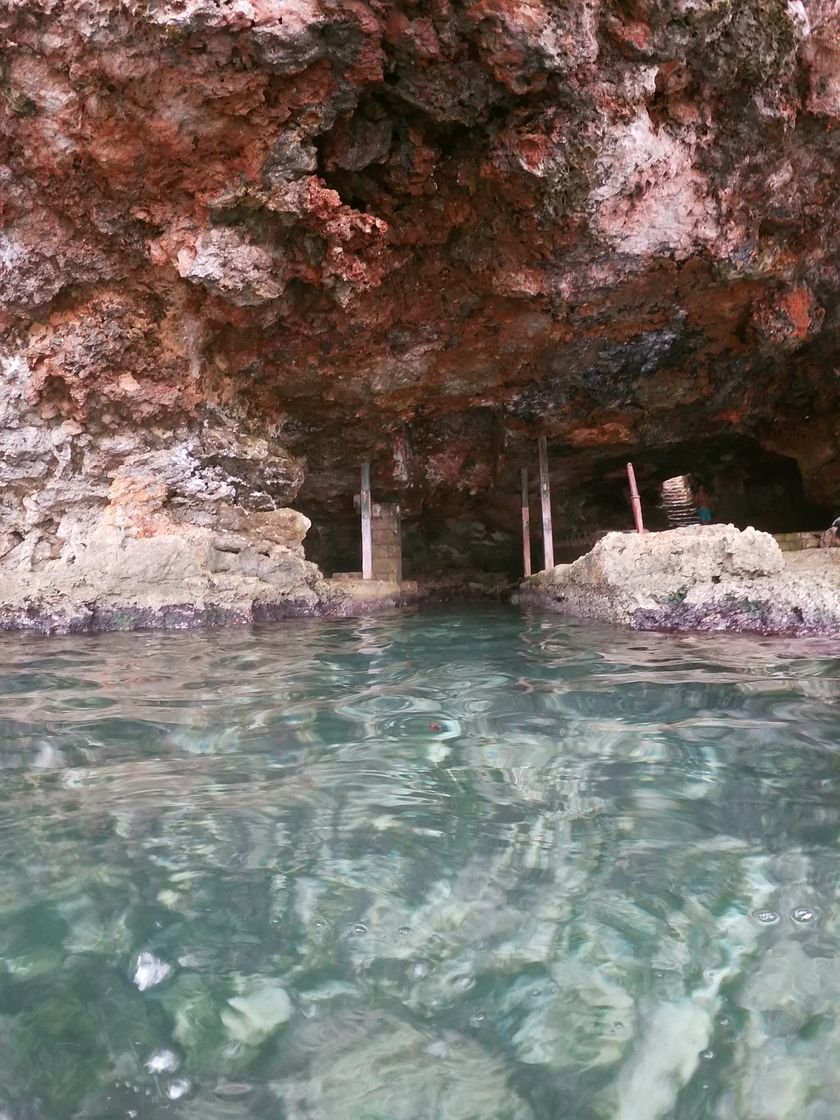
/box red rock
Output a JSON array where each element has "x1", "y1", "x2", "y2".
[{"x1": 0, "y1": 0, "x2": 837, "y2": 595}]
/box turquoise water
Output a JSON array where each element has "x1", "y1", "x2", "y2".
[{"x1": 1, "y1": 606, "x2": 839, "y2": 1120}]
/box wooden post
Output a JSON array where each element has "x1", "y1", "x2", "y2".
[
  {"x1": 626, "y1": 462, "x2": 645, "y2": 534},
  {"x1": 360, "y1": 462, "x2": 373, "y2": 579},
  {"x1": 520, "y1": 467, "x2": 532, "y2": 578},
  {"x1": 538, "y1": 436, "x2": 554, "y2": 570}
]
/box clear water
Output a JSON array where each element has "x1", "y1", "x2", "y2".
[{"x1": 1, "y1": 606, "x2": 839, "y2": 1120}]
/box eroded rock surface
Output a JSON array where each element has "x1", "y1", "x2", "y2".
[
  {"x1": 0, "y1": 368, "x2": 421, "y2": 630},
  {"x1": 3, "y1": 0, "x2": 840, "y2": 618},
  {"x1": 520, "y1": 525, "x2": 840, "y2": 635}
]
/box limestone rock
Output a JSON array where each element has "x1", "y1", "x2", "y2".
[
  {"x1": 521, "y1": 526, "x2": 840, "y2": 636},
  {"x1": 176, "y1": 228, "x2": 287, "y2": 307},
  {"x1": 221, "y1": 977, "x2": 293, "y2": 1045},
  {"x1": 0, "y1": 0, "x2": 837, "y2": 557},
  {"x1": 566, "y1": 524, "x2": 785, "y2": 594},
  {"x1": 216, "y1": 507, "x2": 312, "y2": 549},
  {"x1": 0, "y1": 345, "x2": 413, "y2": 629},
  {"x1": 277, "y1": 1011, "x2": 534, "y2": 1120}
]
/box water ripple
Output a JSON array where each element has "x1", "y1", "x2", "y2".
[{"x1": 0, "y1": 607, "x2": 838, "y2": 1119}]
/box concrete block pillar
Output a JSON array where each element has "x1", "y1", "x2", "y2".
[{"x1": 371, "y1": 502, "x2": 402, "y2": 582}]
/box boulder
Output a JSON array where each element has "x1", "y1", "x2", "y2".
[
  {"x1": 564, "y1": 525, "x2": 784, "y2": 594},
  {"x1": 520, "y1": 525, "x2": 840, "y2": 637}
]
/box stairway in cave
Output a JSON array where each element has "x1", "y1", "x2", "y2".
[{"x1": 660, "y1": 475, "x2": 700, "y2": 528}]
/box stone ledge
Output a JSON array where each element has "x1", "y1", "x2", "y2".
[
  {"x1": 0, "y1": 575, "x2": 426, "y2": 634},
  {"x1": 773, "y1": 531, "x2": 823, "y2": 552}
]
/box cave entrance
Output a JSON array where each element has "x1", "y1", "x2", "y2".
[
  {"x1": 299, "y1": 489, "x2": 524, "y2": 583},
  {"x1": 642, "y1": 445, "x2": 827, "y2": 535},
  {"x1": 566, "y1": 436, "x2": 830, "y2": 540},
  {"x1": 297, "y1": 434, "x2": 831, "y2": 584}
]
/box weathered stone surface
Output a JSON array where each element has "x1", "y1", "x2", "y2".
[
  {"x1": 176, "y1": 228, "x2": 287, "y2": 307},
  {"x1": 0, "y1": 333, "x2": 431, "y2": 627},
  {"x1": 567, "y1": 524, "x2": 786, "y2": 590},
  {"x1": 519, "y1": 525, "x2": 840, "y2": 636},
  {"x1": 0, "y1": 555, "x2": 421, "y2": 635}
]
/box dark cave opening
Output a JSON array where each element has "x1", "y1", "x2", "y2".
[
  {"x1": 613, "y1": 437, "x2": 830, "y2": 537},
  {"x1": 297, "y1": 433, "x2": 831, "y2": 581},
  {"x1": 300, "y1": 504, "x2": 523, "y2": 581}
]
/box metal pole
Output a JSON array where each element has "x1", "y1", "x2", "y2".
[
  {"x1": 520, "y1": 467, "x2": 532, "y2": 578},
  {"x1": 361, "y1": 462, "x2": 373, "y2": 579},
  {"x1": 627, "y1": 462, "x2": 645, "y2": 534},
  {"x1": 538, "y1": 436, "x2": 554, "y2": 570}
]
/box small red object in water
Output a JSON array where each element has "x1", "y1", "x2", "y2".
[{"x1": 429, "y1": 722, "x2": 442, "y2": 732}]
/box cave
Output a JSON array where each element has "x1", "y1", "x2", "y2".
[{"x1": 298, "y1": 429, "x2": 831, "y2": 580}]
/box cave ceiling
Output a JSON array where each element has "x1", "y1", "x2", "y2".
[{"x1": 1, "y1": 0, "x2": 840, "y2": 520}]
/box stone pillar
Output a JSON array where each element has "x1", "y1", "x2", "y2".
[{"x1": 371, "y1": 502, "x2": 402, "y2": 582}]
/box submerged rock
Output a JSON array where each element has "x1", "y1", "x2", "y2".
[
  {"x1": 221, "y1": 977, "x2": 293, "y2": 1045},
  {"x1": 276, "y1": 1010, "x2": 534, "y2": 1120},
  {"x1": 519, "y1": 525, "x2": 840, "y2": 636}
]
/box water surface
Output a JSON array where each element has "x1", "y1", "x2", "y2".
[{"x1": 1, "y1": 606, "x2": 839, "y2": 1119}]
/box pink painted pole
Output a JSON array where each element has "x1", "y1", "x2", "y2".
[
  {"x1": 626, "y1": 462, "x2": 645, "y2": 534},
  {"x1": 521, "y1": 468, "x2": 532, "y2": 578}
]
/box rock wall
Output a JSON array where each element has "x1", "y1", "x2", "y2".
[{"x1": 3, "y1": 0, "x2": 840, "y2": 613}]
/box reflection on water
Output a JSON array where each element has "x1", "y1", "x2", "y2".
[{"x1": 0, "y1": 606, "x2": 839, "y2": 1119}]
